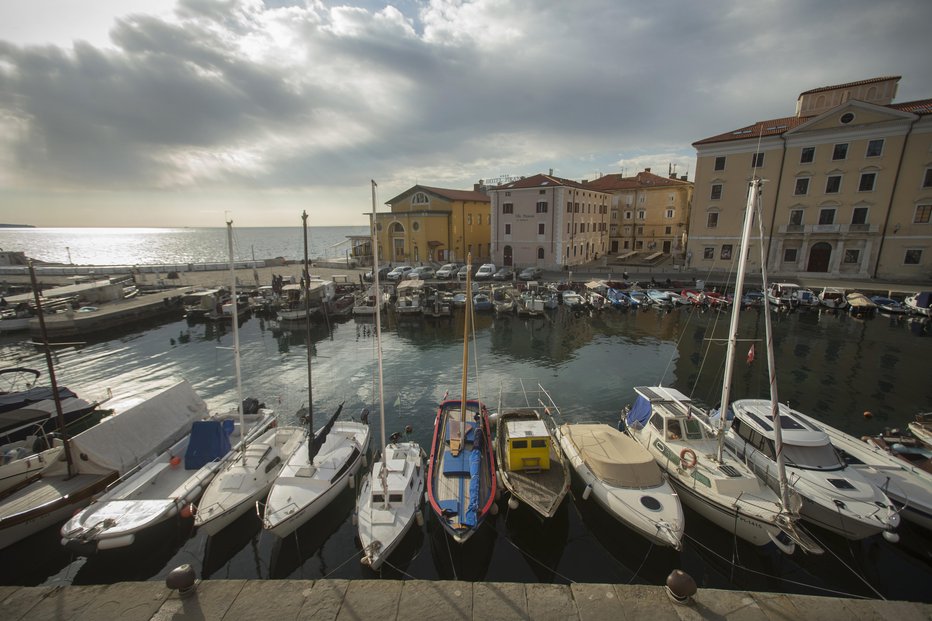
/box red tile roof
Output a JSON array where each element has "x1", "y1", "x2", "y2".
[
  {"x1": 385, "y1": 185, "x2": 490, "y2": 205},
  {"x1": 584, "y1": 170, "x2": 691, "y2": 191},
  {"x1": 891, "y1": 98, "x2": 932, "y2": 114},
  {"x1": 798, "y1": 76, "x2": 900, "y2": 97},
  {"x1": 493, "y1": 173, "x2": 608, "y2": 193}
]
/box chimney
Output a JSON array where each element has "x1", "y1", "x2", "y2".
[
  {"x1": 644, "y1": 167, "x2": 651, "y2": 173},
  {"x1": 681, "y1": 175, "x2": 687, "y2": 181},
  {"x1": 474, "y1": 183, "x2": 481, "y2": 191},
  {"x1": 548, "y1": 168, "x2": 553, "y2": 176},
  {"x1": 670, "y1": 172, "x2": 678, "y2": 179}
]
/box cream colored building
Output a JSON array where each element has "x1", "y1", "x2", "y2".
[
  {"x1": 487, "y1": 173, "x2": 611, "y2": 270},
  {"x1": 374, "y1": 185, "x2": 491, "y2": 265},
  {"x1": 689, "y1": 76, "x2": 932, "y2": 282},
  {"x1": 585, "y1": 168, "x2": 693, "y2": 258}
]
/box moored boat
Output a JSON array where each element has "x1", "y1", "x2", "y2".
[
  {"x1": 846, "y1": 291, "x2": 877, "y2": 314},
  {"x1": 904, "y1": 291, "x2": 932, "y2": 317},
  {"x1": 818, "y1": 287, "x2": 847, "y2": 309}
]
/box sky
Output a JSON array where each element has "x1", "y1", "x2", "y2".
[{"x1": 1, "y1": 0, "x2": 931, "y2": 228}]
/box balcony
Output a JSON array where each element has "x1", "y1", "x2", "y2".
[{"x1": 777, "y1": 223, "x2": 879, "y2": 235}]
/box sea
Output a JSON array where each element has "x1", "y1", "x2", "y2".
[{"x1": 0, "y1": 227, "x2": 930, "y2": 601}]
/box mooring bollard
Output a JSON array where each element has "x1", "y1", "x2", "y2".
[
  {"x1": 665, "y1": 569, "x2": 697, "y2": 605},
  {"x1": 166, "y1": 564, "x2": 199, "y2": 599}
]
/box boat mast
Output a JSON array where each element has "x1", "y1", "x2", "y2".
[
  {"x1": 453, "y1": 253, "x2": 472, "y2": 457},
  {"x1": 370, "y1": 182, "x2": 390, "y2": 506},
  {"x1": 226, "y1": 221, "x2": 246, "y2": 462},
  {"x1": 754, "y1": 186, "x2": 793, "y2": 511},
  {"x1": 302, "y1": 211, "x2": 313, "y2": 435},
  {"x1": 715, "y1": 178, "x2": 759, "y2": 463}
]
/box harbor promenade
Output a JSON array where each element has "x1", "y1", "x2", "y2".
[{"x1": 2, "y1": 578, "x2": 929, "y2": 621}]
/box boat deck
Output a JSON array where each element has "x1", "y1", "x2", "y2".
[
  {"x1": 0, "y1": 472, "x2": 115, "y2": 522},
  {"x1": 433, "y1": 404, "x2": 491, "y2": 536},
  {"x1": 496, "y1": 410, "x2": 569, "y2": 518}
]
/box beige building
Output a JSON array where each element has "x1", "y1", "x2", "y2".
[
  {"x1": 689, "y1": 76, "x2": 932, "y2": 282},
  {"x1": 585, "y1": 168, "x2": 693, "y2": 259},
  {"x1": 487, "y1": 173, "x2": 611, "y2": 270},
  {"x1": 373, "y1": 185, "x2": 491, "y2": 265}
]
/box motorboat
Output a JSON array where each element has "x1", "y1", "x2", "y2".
[
  {"x1": 870, "y1": 296, "x2": 909, "y2": 314},
  {"x1": 679, "y1": 289, "x2": 704, "y2": 306},
  {"x1": 353, "y1": 285, "x2": 388, "y2": 316},
  {"x1": 495, "y1": 384, "x2": 570, "y2": 519},
  {"x1": 491, "y1": 287, "x2": 516, "y2": 315},
  {"x1": 767, "y1": 283, "x2": 800, "y2": 308},
  {"x1": 795, "y1": 288, "x2": 819, "y2": 308},
  {"x1": 516, "y1": 290, "x2": 546, "y2": 316},
  {"x1": 394, "y1": 280, "x2": 425, "y2": 315},
  {"x1": 904, "y1": 292, "x2": 932, "y2": 317},
  {"x1": 473, "y1": 292, "x2": 493, "y2": 311},
  {"x1": 645, "y1": 289, "x2": 675, "y2": 307},
  {"x1": 0, "y1": 427, "x2": 64, "y2": 495},
  {"x1": 819, "y1": 287, "x2": 847, "y2": 310},
  {"x1": 422, "y1": 288, "x2": 453, "y2": 318},
  {"x1": 846, "y1": 291, "x2": 877, "y2": 315},
  {"x1": 604, "y1": 288, "x2": 630, "y2": 309},
  {"x1": 724, "y1": 400, "x2": 900, "y2": 540},
  {"x1": 559, "y1": 415, "x2": 683, "y2": 549},
  {"x1": 561, "y1": 290, "x2": 584, "y2": 308},
  {"x1": 908, "y1": 413, "x2": 932, "y2": 450}
]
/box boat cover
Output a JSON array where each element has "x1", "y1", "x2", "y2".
[
  {"x1": 184, "y1": 419, "x2": 233, "y2": 470},
  {"x1": 917, "y1": 292, "x2": 931, "y2": 308},
  {"x1": 564, "y1": 423, "x2": 662, "y2": 488},
  {"x1": 70, "y1": 380, "x2": 208, "y2": 475},
  {"x1": 463, "y1": 447, "x2": 480, "y2": 527},
  {"x1": 626, "y1": 395, "x2": 652, "y2": 429},
  {"x1": 0, "y1": 386, "x2": 78, "y2": 415}
]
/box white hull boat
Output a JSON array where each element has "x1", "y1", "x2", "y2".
[{"x1": 0, "y1": 433, "x2": 64, "y2": 495}]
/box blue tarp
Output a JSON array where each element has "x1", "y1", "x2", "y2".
[
  {"x1": 626, "y1": 395, "x2": 652, "y2": 429},
  {"x1": 917, "y1": 292, "x2": 931, "y2": 308},
  {"x1": 443, "y1": 448, "x2": 470, "y2": 476},
  {"x1": 184, "y1": 419, "x2": 232, "y2": 470},
  {"x1": 438, "y1": 499, "x2": 459, "y2": 516},
  {"x1": 463, "y1": 448, "x2": 481, "y2": 528}
]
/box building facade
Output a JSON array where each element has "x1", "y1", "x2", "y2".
[
  {"x1": 487, "y1": 173, "x2": 611, "y2": 270},
  {"x1": 584, "y1": 168, "x2": 693, "y2": 259},
  {"x1": 689, "y1": 76, "x2": 932, "y2": 282},
  {"x1": 375, "y1": 185, "x2": 491, "y2": 265}
]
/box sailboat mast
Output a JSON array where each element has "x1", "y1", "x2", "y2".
[
  {"x1": 370, "y1": 181, "x2": 387, "y2": 467},
  {"x1": 302, "y1": 211, "x2": 313, "y2": 432},
  {"x1": 460, "y1": 253, "x2": 472, "y2": 431},
  {"x1": 226, "y1": 221, "x2": 246, "y2": 461},
  {"x1": 715, "y1": 178, "x2": 759, "y2": 463},
  {"x1": 754, "y1": 188, "x2": 793, "y2": 510}
]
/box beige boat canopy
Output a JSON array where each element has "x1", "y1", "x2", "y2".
[{"x1": 563, "y1": 424, "x2": 662, "y2": 488}]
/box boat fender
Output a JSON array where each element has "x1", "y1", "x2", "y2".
[
  {"x1": 508, "y1": 497, "x2": 520, "y2": 511},
  {"x1": 351, "y1": 511, "x2": 358, "y2": 526},
  {"x1": 679, "y1": 448, "x2": 698, "y2": 469},
  {"x1": 582, "y1": 484, "x2": 593, "y2": 501},
  {"x1": 883, "y1": 530, "x2": 900, "y2": 544},
  {"x1": 349, "y1": 475, "x2": 355, "y2": 489},
  {"x1": 416, "y1": 509, "x2": 425, "y2": 526}
]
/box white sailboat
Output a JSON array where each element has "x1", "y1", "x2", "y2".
[
  {"x1": 625, "y1": 178, "x2": 821, "y2": 554},
  {"x1": 193, "y1": 221, "x2": 304, "y2": 537},
  {"x1": 356, "y1": 180, "x2": 425, "y2": 570},
  {"x1": 261, "y1": 211, "x2": 370, "y2": 539}
]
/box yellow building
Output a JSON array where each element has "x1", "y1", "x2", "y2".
[
  {"x1": 375, "y1": 185, "x2": 491, "y2": 265},
  {"x1": 689, "y1": 76, "x2": 932, "y2": 282},
  {"x1": 585, "y1": 168, "x2": 693, "y2": 259}
]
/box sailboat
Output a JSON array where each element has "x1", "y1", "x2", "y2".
[
  {"x1": 262, "y1": 211, "x2": 370, "y2": 539},
  {"x1": 356, "y1": 181, "x2": 425, "y2": 570},
  {"x1": 426, "y1": 253, "x2": 497, "y2": 544},
  {"x1": 624, "y1": 178, "x2": 820, "y2": 554},
  {"x1": 193, "y1": 222, "x2": 305, "y2": 537}
]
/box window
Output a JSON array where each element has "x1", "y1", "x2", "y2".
[
  {"x1": 666, "y1": 209, "x2": 675, "y2": 218},
  {"x1": 637, "y1": 210, "x2": 646, "y2": 220},
  {"x1": 752, "y1": 152, "x2": 765, "y2": 167},
  {"x1": 794, "y1": 178, "x2": 810, "y2": 195},
  {"x1": 636, "y1": 226, "x2": 643, "y2": 235},
  {"x1": 539, "y1": 189, "x2": 546, "y2": 194},
  {"x1": 504, "y1": 223, "x2": 511, "y2": 235},
  {"x1": 858, "y1": 173, "x2": 876, "y2": 192},
  {"x1": 784, "y1": 248, "x2": 798, "y2": 262},
  {"x1": 574, "y1": 203, "x2": 580, "y2": 213},
  {"x1": 467, "y1": 214, "x2": 472, "y2": 225},
  {"x1": 505, "y1": 191, "x2": 510, "y2": 196},
  {"x1": 789, "y1": 209, "x2": 803, "y2": 225},
  {"x1": 531, "y1": 439, "x2": 547, "y2": 449},
  {"x1": 512, "y1": 440, "x2": 528, "y2": 449},
  {"x1": 825, "y1": 175, "x2": 841, "y2": 193},
  {"x1": 923, "y1": 168, "x2": 932, "y2": 188},
  {"x1": 714, "y1": 156, "x2": 726, "y2": 171},
  {"x1": 625, "y1": 211, "x2": 632, "y2": 220},
  {"x1": 538, "y1": 223, "x2": 545, "y2": 235},
  {"x1": 567, "y1": 202, "x2": 573, "y2": 212},
  {"x1": 852, "y1": 207, "x2": 868, "y2": 225},
  {"x1": 477, "y1": 214, "x2": 482, "y2": 225},
  {"x1": 832, "y1": 143, "x2": 848, "y2": 160},
  {"x1": 635, "y1": 241, "x2": 643, "y2": 249},
  {"x1": 703, "y1": 247, "x2": 714, "y2": 260},
  {"x1": 710, "y1": 184, "x2": 723, "y2": 200},
  {"x1": 412, "y1": 192, "x2": 429, "y2": 204},
  {"x1": 707, "y1": 212, "x2": 719, "y2": 228},
  {"x1": 904, "y1": 249, "x2": 922, "y2": 265},
  {"x1": 866, "y1": 139, "x2": 884, "y2": 157},
  {"x1": 915, "y1": 204, "x2": 931, "y2": 224},
  {"x1": 536, "y1": 201, "x2": 548, "y2": 213},
  {"x1": 800, "y1": 147, "x2": 815, "y2": 163},
  {"x1": 843, "y1": 249, "x2": 860, "y2": 264},
  {"x1": 819, "y1": 208, "x2": 835, "y2": 225},
  {"x1": 537, "y1": 247, "x2": 544, "y2": 259},
  {"x1": 639, "y1": 195, "x2": 645, "y2": 204},
  {"x1": 665, "y1": 226, "x2": 672, "y2": 234},
  {"x1": 721, "y1": 245, "x2": 733, "y2": 260},
  {"x1": 503, "y1": 203, "x2": 513, "y2": 214}
]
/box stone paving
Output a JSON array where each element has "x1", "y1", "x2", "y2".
[{"x1": 1, "y1": 580, "x2": 929, "y2": 621}]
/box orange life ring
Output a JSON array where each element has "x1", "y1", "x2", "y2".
[{"x1": 679, "y1": 448, "x2": 698, "y2": 469}]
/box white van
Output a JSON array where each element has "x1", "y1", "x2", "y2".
[{"x1": 475, "y1": 263, "x2": 496, "y2": 280}]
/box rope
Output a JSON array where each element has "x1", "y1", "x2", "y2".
[
  {"x1": 382, "y1": 558, "x2": 420, "y2": 580},
  {"x1": 322, "y1": 547, "x2": 366, "y2": 579},
  {"x1": 443, "y1": 524, "x2": 459, "y2": 581}
]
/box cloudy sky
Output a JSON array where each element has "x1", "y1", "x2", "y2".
[{"x1": 1, "y1": 0, "x2": 930, "y2": 227}]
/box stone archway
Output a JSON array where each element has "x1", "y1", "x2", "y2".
[
  {"x1": 389, "y1": 222, "x2": 406, "y2": 262},
  {"x1": 806, "y1": 242, "x2": 831, "y2": 272},
  {"x1": 503, "y1": 245, "x2": 513, "y2": 267}
]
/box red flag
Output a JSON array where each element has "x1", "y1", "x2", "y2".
[{"x1": 747, "y1": 344, "x2": 755, "y2": 365}]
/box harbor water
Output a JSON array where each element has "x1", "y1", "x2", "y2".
[{"x1": 1, "y1": 299, "x2": 930, "y2": 601}]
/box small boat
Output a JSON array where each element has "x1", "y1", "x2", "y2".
[
  {"x1": 516, "y1": 290, "x2": 546, "y2": 316},
  {"x1": 704, "y1": 291, "x2": 732, "y2": 309},
  {"x1": 645, "y1": 289, "x2": 674, "y2": 307},
  {"x1": 908, "y1": 413, "x2": 932, "y2": 450},
  {"x1": 394, "y1": 280, "x2": 425, "y2": 315},
  {"x1": 627, "y1": 289, "x2": 649, "y2": 307},
  {"x1": 604, "y1": 288, "x2": 630, "y2": 309},
  {"x1": 904, "y1": 291, "x2": 932, "y2": 317},
  {"x1": 491, "y1": 287, "x2": 516, "y2": 315},
  {"x1": 741, "y1": 290, "x2": 765, "y2": 307},
  {"x1": 767, "y1": 282, "x2": 800, "y2": 308},
  {"x1": 795, "y1": 288, "x2": 820, "y2": 308},
  {"x1": 494, "y1": 384, "x2": 570, "y2": 519},
  {"x1": 870, "y1": 296, "x2": 908, "y2": 314},
  {"x1": 353, "y1": 285, "x2": 388, "y2": 316},
  {"x1": 679, "y1": 289, "x2": 704, "y2": 306},
  {"x1": 422, "y1": 288, "x2": 453, "y2": 318},
  {"x1": 846, "y1": 291, "x2": 877, "y2": 315},
  {"x1": 819, "y1": 287, "x2": 848, "y2": 309},
  {"x1": 473, "y1": 292, "x2": 493, "y2": 311},
  {"x1": 561, "y1": 290, "x2": 584, "y2": 308},
  {"x1": 0, "y1": 428, "x2": 64, "y2": 495}
]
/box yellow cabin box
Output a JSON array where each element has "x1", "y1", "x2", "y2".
[{"x1": 505, "y1": 420, "x2": 551, "y2": 472}]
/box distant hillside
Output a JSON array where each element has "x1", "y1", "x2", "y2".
[{"x1": 0, "y1": 224, "x2": 34, "y2": 228}]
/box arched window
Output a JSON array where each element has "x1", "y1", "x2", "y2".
[
  {"x1": 412, "y1": 192, "x2": 429, "y2": 205},
  {"x1": 537, "y1": 247, "x2": 544, "y2": 260}
]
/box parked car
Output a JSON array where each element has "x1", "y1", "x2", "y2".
[
  {"x1": 518, "y1": 266, "x2": 544, "y2": 281},
  {"x1": 435, "y1": 263, "x2": 462, "y2": 279},
  {"x1": 455, "y1": 265, "x2": 471, "y2": 280},
  {"x1": 492, "y1": 267, "x2": 515, "y2": 281},
  {"x1": 386, "y1": 265, "x2": 413, "y2": 281},
  {"x1": 405, "y1": 266, "x2": 435, "y2": 280},
  {"x1": 364, "y1": 266, "x2": 391, "y2": 282},
  {"x1": 475, "y1": 263, "x2": 497, "y2": 280}
]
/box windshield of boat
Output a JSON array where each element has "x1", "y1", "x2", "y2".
[{"x1": 781, "y1": 442, "x2": 845, "y2": 470}]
